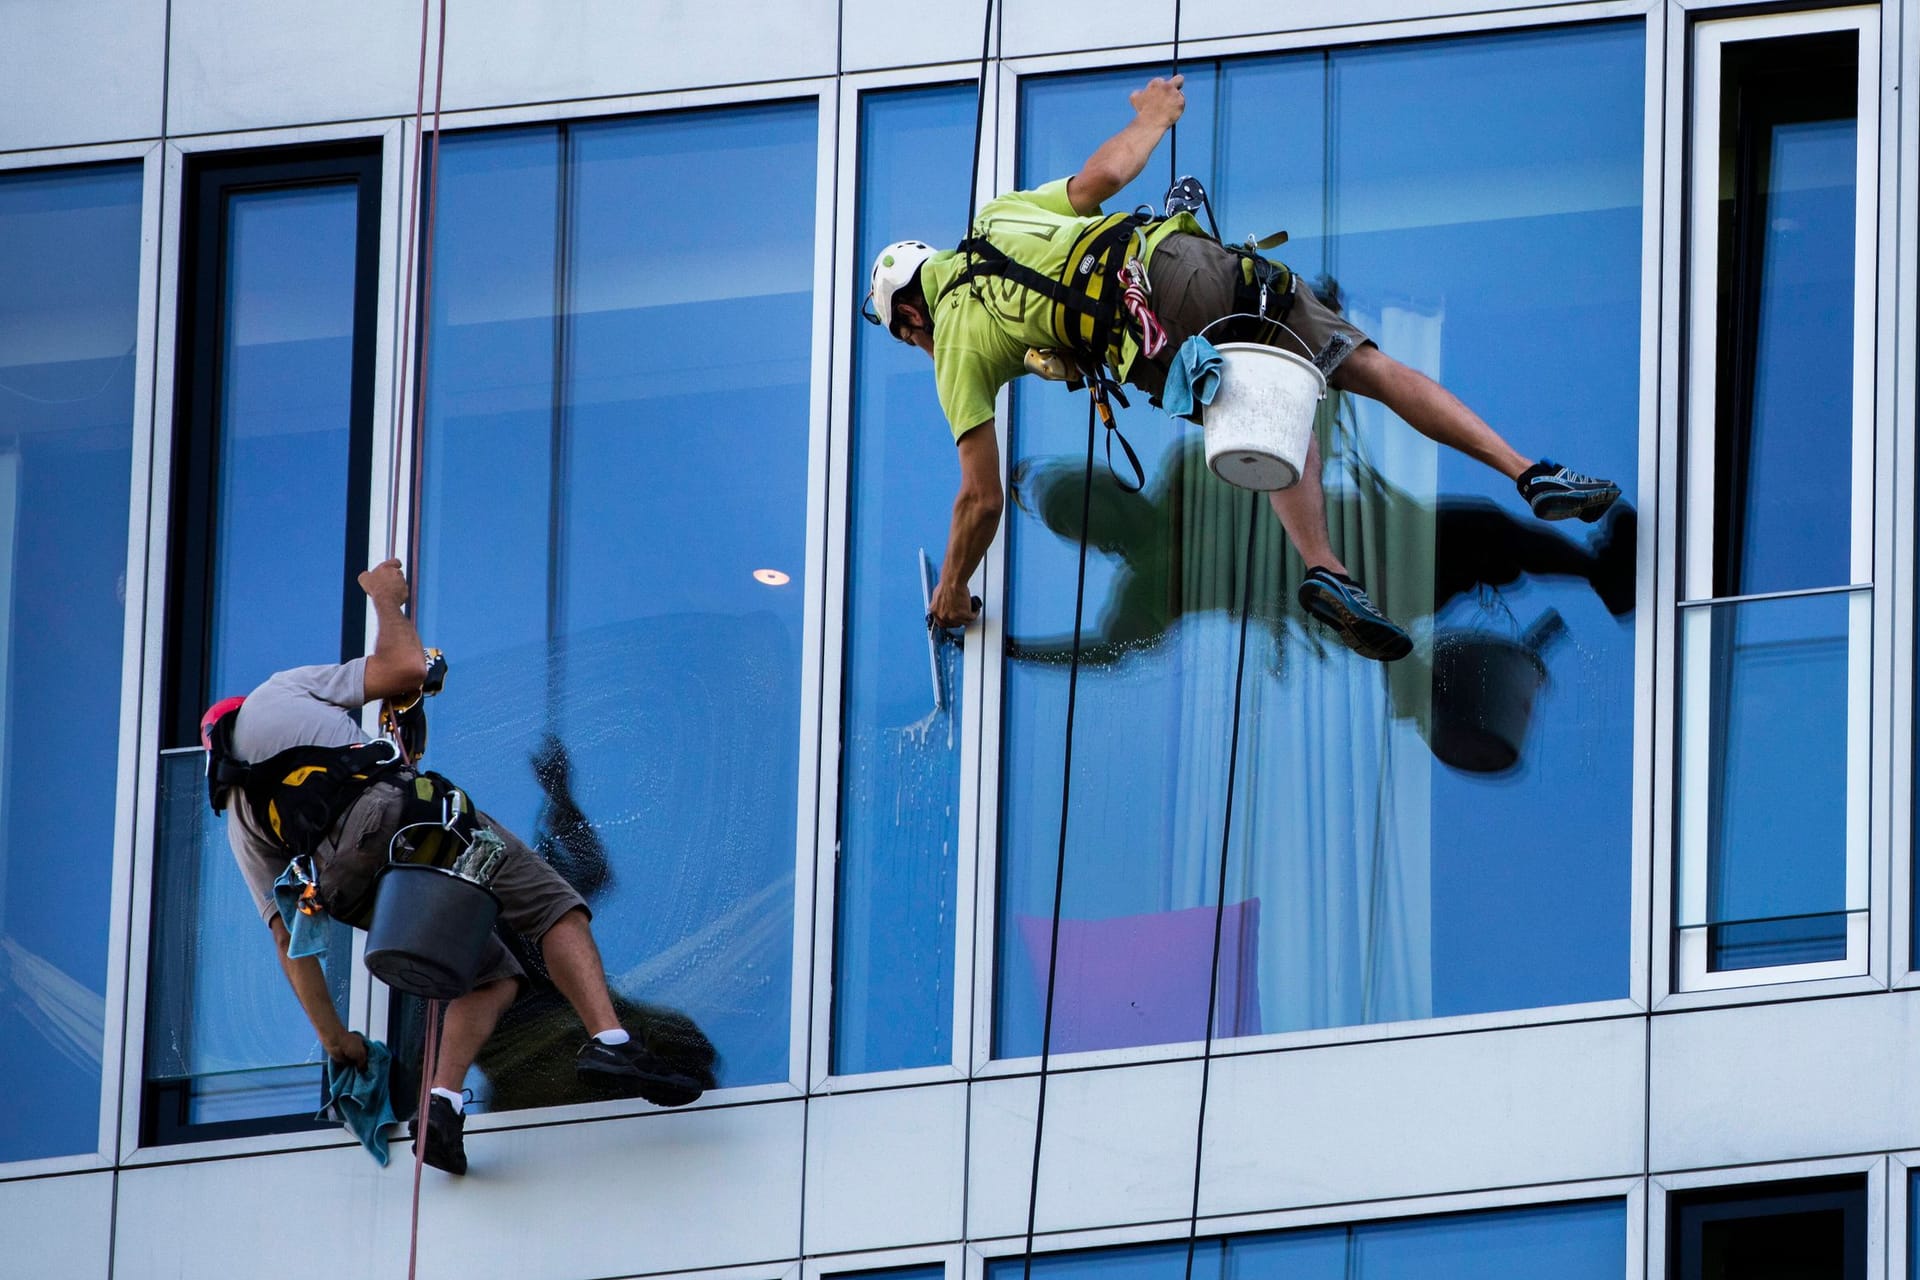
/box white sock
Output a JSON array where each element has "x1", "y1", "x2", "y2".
[
  {"x1": 593, "y1": 1028, "x2": 631, "y2": 1047},
  {"x1": 431, "y1": 1086, "x2": 466, "y2": 1114}
]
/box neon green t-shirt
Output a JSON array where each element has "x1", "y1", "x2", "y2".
[{"x1": 919, "y1": 177, "x2": 1200, "y2": 440}]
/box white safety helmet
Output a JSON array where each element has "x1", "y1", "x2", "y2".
[{"x1": 866, "y1": 239, "x2": 938, "y2": 334}]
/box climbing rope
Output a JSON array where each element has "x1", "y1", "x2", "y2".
[{"x1": 390, "y1": 3, "x2": 449, "y2": 1278}]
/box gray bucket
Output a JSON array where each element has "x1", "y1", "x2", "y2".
[
  {"x1": 1428, "y1": 610, "x2": 1567, "y2": 774},
  {"x1": 363, "y1": 864, "x2": 501, "y2": 1000}
]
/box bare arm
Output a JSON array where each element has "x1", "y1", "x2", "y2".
[
  {"x1": 357, "y1": 558, "x2": 429, "y2": 703},
  {"x1": 268, "y1": 914, "x2": 367, "y2": 1070},
  {"x1": 930, "y1": 423, "x2": 1005, "y2": 628},
  {"x1": 1064, "y1": 76, "x2": 1186, "y2": 215}
]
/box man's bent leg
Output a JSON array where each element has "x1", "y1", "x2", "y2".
[
  {"x1": 1266, "y1": 433, "x2": 1345, "y2": 574},
  {"x1": 435, "y1": 976, "x2": 518, "y2": 1092},
  {"x1": 539, "y1": 907, "x2": 619, "y2": 1037},
  {"x1": 1332, "y1": 345, "x2": 1531, "y2": 481}
]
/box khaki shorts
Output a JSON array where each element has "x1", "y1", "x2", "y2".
[
  {"x1": 316, "y1": 779, "x2": 589, "y2": 990},
  {"x1": 1127, "y1": 231, "x2": 1371, "y2": 401}
]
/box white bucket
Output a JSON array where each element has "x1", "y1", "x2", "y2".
[{"x1": 1201, "y1": 341, "x2": 1325, "y2": 491}]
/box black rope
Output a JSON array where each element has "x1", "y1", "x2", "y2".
[
  {"x1": 962, "y1": 0, "x2": 997, "y2": 270},
  {"x1": 1019, "y1": 394, "x2": 1101, "y2": 1280},
  {"x1": 1181, "y1": 490, "x2": 1261, "y2": 1280}
]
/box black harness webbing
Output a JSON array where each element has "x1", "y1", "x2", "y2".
[{"x1": 953, "y1": 210, "x2": 1154, "y2": 368}]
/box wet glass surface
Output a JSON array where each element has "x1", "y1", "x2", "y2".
[
  {"x1": 833, "y1": 83, "x2": 975, "y2": 1076},
  {"x1": 419, "y1": 101, "x2": 817, "y2": 1104},
  {"x1": 996, "y1": 25, "x2": 1643, "y2": 1057}
]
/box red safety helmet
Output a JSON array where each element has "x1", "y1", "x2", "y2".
[{"x1": 200, "y1": 695, "x2": 247, "y2": 751}]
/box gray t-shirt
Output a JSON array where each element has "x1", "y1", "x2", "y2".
[{"x1": 227, "y1": 659, "x2": 370, "y2": 924}]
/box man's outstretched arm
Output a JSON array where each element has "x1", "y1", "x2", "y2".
[
  {"x1": 358, "y1": 558, "x2": 429, "y2": 703},
  {"x1": 1064, "y1": 75, "x2": 1187, "y2": 215},
  {"x1": 268, "y1": 914, "x2": 367, "y2": 1070},
  {"x1": 930, "y1": 422, "x2": 1004, "y2": 628}
]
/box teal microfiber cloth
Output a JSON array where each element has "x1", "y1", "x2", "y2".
[
  {"x1": 321, "y1": 1038, "x2": 402, "y2": 1166},
  {"x1": 1159, "y1": 333, "x2": 1221, "y2": 422},
  {"x1": 271, "y1": 862, "x2": 328, "y2": 960},
  {"x1": 1162, "y1": 334, "x2": 1224, "y2": 423}
]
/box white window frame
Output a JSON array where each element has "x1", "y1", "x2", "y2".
[{"x1": 1671, "y1": 6, "x2": 1882, "y2": 994}]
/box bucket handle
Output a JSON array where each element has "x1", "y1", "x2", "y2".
[{"x1": 1196, "y1": 312, "x2": 1316, "y2": 364}]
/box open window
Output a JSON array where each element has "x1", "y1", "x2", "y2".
[
  {"x1": 1671, "y1": 1178, "x2": 1866, "y2": 1280},
  {"x1": 142, "y1": 144, "x2": 381, "y2": 1143},
  {"x1": 1675, "y1": 9, "x2": 1879, "y2": 990}
]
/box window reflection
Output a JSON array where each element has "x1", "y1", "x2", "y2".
[
  {"x1": 997, "y1": 26, "x2": 1643, "y2": 1057},
  {"x1": 985, "y1": 1198, "x2": 1625, "y2": 1279},
  {"x1": 833, "y1": 84, "x2": 974, "y2": 1076},
  {"x1": 0, "y1": 162, "x2": 142, "y2": 1163},
  {"x1": 418, "y1": 101, "x2": 817, "y2": 1102}
]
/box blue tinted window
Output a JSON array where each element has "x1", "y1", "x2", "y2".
[
  {"x1": 832, "y1": 84, "x2": 975, "y2": 1076},
  {"x1": 209, "y1": 185, "x2": 359, "y2": 695},
  {"x1": 1683, "y1": 593, "x2": 1857, "y2": 969},
  {"x1": 997, "y1": 25, "x2": 1642, "y2": 1057},
  {"x1": 985, "y1": 1200, "x2": 1625, "y2": 1280},
  {"x1": 420, "y1": 101, "x2": 817, "y2": 1104},
  {"x1": 828, "y1": 1268, "x2": 944, "y2": 1280},
  {"x1": 145, "y1": 162, "x2": 369, "y2": 1138},
  {"x1": 0, "y1": 163, "x2": 142, "y2": 1162}
]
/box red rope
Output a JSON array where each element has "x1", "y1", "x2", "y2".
[
  {"x1": 407, "y1": 998, "x2": 444, "y2": 1280},
  {"x1": 406, "y1": 0, "x2": 449, "y2": 582},
  {"x1": 398, "y1": 7, "x2": 448, "y2": 1280}
]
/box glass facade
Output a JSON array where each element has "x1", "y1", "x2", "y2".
[
  {"x1": 987, "y1": 1199, "x2": 1626, "y2": 1279},
  {"x1": 833, "y1": 83, "x2": 975, "y2": 1076},
  {"x1": 996, "y1": 24, "x2": 1644, "y2": 1056},
  {"x1": 418, "y1": 100, "x2": 817, "y2": 1105},
  {"x1": 0, "y1": 162, "x2": 142, "y2": 1163}
]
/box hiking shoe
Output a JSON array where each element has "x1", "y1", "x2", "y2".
[
  {"x1": 1518, "y1": 460, "x2": 1621, "y2": 523},
  {"x1": 576, "y1": 1039, "x2": 708, "y2": 1108},
  {"x1": 409, "y1": 1094, "x2": 467, "y2": 1176},
  {"x1": 1297, "y1": 568, "x2": 1413, "y2": 662}
]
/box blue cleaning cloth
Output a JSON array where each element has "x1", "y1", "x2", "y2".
[
  {"x1": 1163, "y1": 334, "x2": 1224, "y2": 423},
  {"x1": 321, "y1": 1038, "x2": 400, "y2": 1166},
  {"x1": 272, "y1": 863, "x2": 328, "y2": 960}
]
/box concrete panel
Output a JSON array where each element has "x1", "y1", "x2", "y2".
[
  {"x1": 1651, "y1": 991, "x2": 1920, "y2": 1172},
  {"x1": 166, "y1": 0, "x2": 422, "y2": 136},
  {"x1": 1202, "y1": 1018, "x2": 1646, "y2": 1216},
  {"x1": 969, "y1": 1060, "x2": 1206, "y2": 1238},
  {"x1": 1002, "y1": 0, "x2": 1173, "y2": 61},
  {"x1": 0, "y1": 1171, "x2": 112, "y2": 1279},
  {"x1": 805, "y1": 1084, "x2": 967, "y2": 1254},
  {"x1": 446, "y1": 0, "x2": 837, "y2": 114},
  {"x1": 114, "y1": 1101, "x2": 804, "y2": 1279},
  {"x1": 842, "y1": 0, "x2": 994, "y2": 73},
  {"x1": 0, "y1": 0, "x2": 165, "y2": 150}
]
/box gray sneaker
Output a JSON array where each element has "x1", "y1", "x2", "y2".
[
  {"x1": 1297, "y1": 568, "x2": 1413, "y2": 662},
  {"x1": 1518, "y1": 460, "x2": 1621, "y2": 523}
]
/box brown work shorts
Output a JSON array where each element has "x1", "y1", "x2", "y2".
[
  {"x1": 316, "y1": 779, "x2": 590, "y2": 990},
  {"x1": 1127, "y1": 231, "x2": 1372, "y2": 401}
]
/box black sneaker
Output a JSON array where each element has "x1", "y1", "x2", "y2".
[
  {"x1": 1517, "y1": 460, "x2": 1621, "y2": 523},
  {"x1": 576, "y1": 1038, "x2": 708, "y2": 1107},
  {"x1": 409, "y1": 1094, "x2": 467, "y2": 1175},
  {"x1": 1297, "y1": 568, "x2": 1413, "y2": 662}
]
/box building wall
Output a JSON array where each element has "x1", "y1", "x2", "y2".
[{"x1": 0, "y1": 1, "x2": 1916, "y2": 1278}]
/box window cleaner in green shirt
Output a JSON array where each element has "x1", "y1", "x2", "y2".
[{"x1": 868, "y1": 75, "x2": 1622, "y2": 662}]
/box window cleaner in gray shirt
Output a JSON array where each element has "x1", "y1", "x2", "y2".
[{"x1": 207, "y1": 558, "x2": 713, "y2": 1175}]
